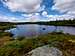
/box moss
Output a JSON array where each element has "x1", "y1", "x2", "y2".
[
  {"x1": 54, "y1": 40, "x2": 75, "y2": 56},
  {"x1": 0, "y1": 33, "x2": 75, "y2": 56}
]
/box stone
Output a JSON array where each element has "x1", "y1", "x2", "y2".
[{"x1": 27, "y1": 45, "x2": 62, "y2": 56}]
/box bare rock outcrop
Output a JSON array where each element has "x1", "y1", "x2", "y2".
[{"x1": 25, "y1": 45, "x2": 62, "y2": 56}]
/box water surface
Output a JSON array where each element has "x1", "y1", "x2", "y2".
[{"x1": 8, "y1": 24, "x2": 75, "y2": 37}]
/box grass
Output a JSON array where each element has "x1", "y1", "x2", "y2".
[{"x1": 0, "y1": 32, "x2": 75, "y2": 56}]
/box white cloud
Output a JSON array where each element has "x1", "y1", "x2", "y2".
[
  {"x1": 1, "y1": 0, "x2": 43, "y2": 13},
  {"x1": 52, "y1": 0, "x2": 75, "y2": 14},
  {"x1": 22, "y1": 14, "x2": 33, "y2": 17},
  {"x1": 51, "y1": 0, "x2": 75, "y2": 20},
  {"x1": 42, "y1": 11, "x2": 49, "y2": 18},
  {"x1": 0, "y1": 14, "x2": 18, "y2": 22},
  {"x1": 22, "y1": 12, "x2": 40, "y2": 18},
  {"x1": 24, "y1": 15, "x2": 42, "y2": 22},
  {"x1": 48, "y1": 15, "x2": 75, "y2": 21},
  {"x1": 35, "y1": 13, "x2": 40, "y2": 16},
  {"x1": 0, "y1": 15, "x2": 9, "y2": 22},
  {"x1": 42, "y1": 11, "x2": 48, "y2": 16},
  {"x1": 0, "y1": 14, "x2": 75, "y2": 22},
  {"x1": 0, "y1": 14, "x2": 41, "y2": 22}
]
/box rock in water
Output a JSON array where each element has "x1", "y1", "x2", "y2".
[
  {"x1": 42, "y1": 28, "x2": 46, "y2": 30},
  {"x1": 27, "y1": 45, "x2": 62, "y2": 56}
]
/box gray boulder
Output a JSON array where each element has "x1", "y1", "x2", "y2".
[{"x1": 25, "y1": 45, "x2": 62, "y2": 56}]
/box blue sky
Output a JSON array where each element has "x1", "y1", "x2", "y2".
[{"x1": 0, "y1": 0, "x2": 75, "y2": 22}]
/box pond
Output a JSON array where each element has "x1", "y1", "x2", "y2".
[{"x1": 7, "y1": 24, "x2": 75, "y2": 38}]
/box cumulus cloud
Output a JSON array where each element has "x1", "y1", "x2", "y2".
[
  {"x1": 52, "y1": 0, "x2": 75, "y2": 14},
  {"x1": 22, "y1": 14, "x2": 33, "y2": 17},
  {"x1": 22, "y1": 13, "x2": 50, "y2": 22},
  {"x1": 1, "y1": 0, "x2": 43, "y2": 13},
  {"x1": 48, "y1": 15, "x2": 75, "y2": 21},
  {"x1": 0, "y1": 14, "x2": 18, "y2": 22},
  {"x1": 25, "y1": 15, "x2": 40, "y2": 22},
  {"x1": 0, "y1": 14, "x2": 9, "y2": 22},
  {"x1": 42, "y1": 11, "x2": 48, "y2": 16},
  {"x1": 51, "y1": 0, "x2": 75, "y2": 21},
  {"x1": 21, "y1": 13, "x2": 40, "y2": 22}
]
